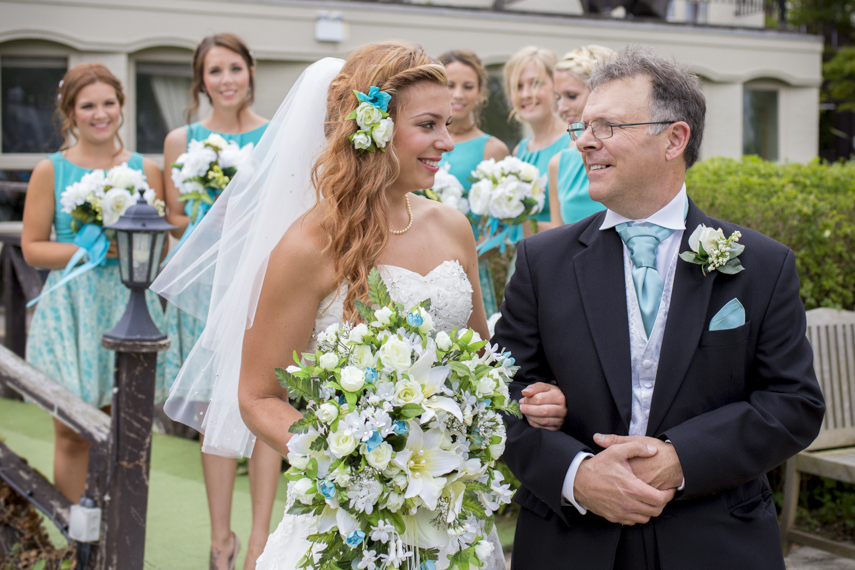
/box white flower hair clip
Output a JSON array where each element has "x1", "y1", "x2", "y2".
[{"x1": 346, "y1": 86, "x2": 394, "y2": 153}]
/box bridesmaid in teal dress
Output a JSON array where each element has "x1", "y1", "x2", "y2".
[
  {"x1": 547, "y1": 45, "x2": 615, "y2": 226},
  {"x1": 21, "y1": 64, "x2": 166, "y2": 503},
  {"x1": 438, "y1": 49, "x2": 510, "y2": 317},
  {"x1": 502, "y1": 46, "x2": 570, "y2": 240},
  {"x1": 160, "y1": 33, "x2": 277, "y2": 570}
]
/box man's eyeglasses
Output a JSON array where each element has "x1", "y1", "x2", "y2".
[{"x1": 568, "y1": 119, "x2": 676, "y2": 141}]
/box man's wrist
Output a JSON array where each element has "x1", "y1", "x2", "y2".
[{"x1": 562, "y1": 451, "x2": 594, "y2": 514}]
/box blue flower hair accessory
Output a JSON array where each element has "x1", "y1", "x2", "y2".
[{"x1": 345, "y1": 87, "x2": 394, "y2": 154}]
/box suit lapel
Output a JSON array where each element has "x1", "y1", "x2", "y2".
[
  {"x1": 574, "y1": 217, "x2": 633, "y2": 432},
  {"x1": 646, "y1": 199, "x2": 717, "y2": 436}
]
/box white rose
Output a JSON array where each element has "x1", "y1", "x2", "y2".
[
  {"x1": 435, "y1": 331, "x2": 452, "y2": 351},
  {"x1": 287, "y1": 452, "x2": 310, "y2": 470},
  {"x1": 689, "y1": 224, "x2": 725, "y2": 255},
  {"x1": 350, "y1": 344, "x2": 376, "y2": 370},
  {"x1": 328, "y1": 430, "x2": 358, "y2": 458},
  {"x1": 292, "y1": 477, "x2": 316, "y2": 505},
  {"x1": 495, "y1": 377, "x2": 510, "y2": 401},
  {"x1": 318, "y1": 402, "x2": 340, "y2": 424},
  {"x1": 179, "y1": 179, "x2": 206, "y2": 196},
  {"x1": 468, "y1": 179, "x2": 494, "y2": 216},
  {"x1": 371, "y1": 117, "x2": 394, "y2": 148},
  {"x1": 383, "y1": 491, "x2": 405, "y2": 512},
  {"x1": 488, "y1": 437, "x2": 506, "y2": 460},
  {"x1": 355, "y1": 102, "x2": 384, "y2": 130},
  {"x1": 319, "y1": 352, "x2": 339, "y2": 371},
  {"x1": 393, "y1": 380, "x2": 424, "y2": 406},
  {"x1": 106, "y1": 163, "x2": 137, "y2": 190},
  {"x1": 340, "y1": 365, "x2": 366, "y2": 392},
  {"x1": 59, "y1": 181, "x2": 91, "y2": 213},
  {"x1": 379, "y1": 337, "x2": 412, "y2": 373},
  {"x1": 373, "y1": 306, "x2": 394, "y2": 326},
  {"x1": 101, "y1": 187, "x2": 135, "y2": 226},
  {"x1": 474, "y1": 158, "x2": 499, "y2": 180},
  {"x1": 183, "y1": 140, "x2": 218, "y2": 177},
  {"x1": 205, "y1": 133, "x2": 228, "y2": 150},
  {"x1": 349, "y1": 323, "x2": 369, "y2": 343},
  {"x1": 457, "y1": 197, "x2": 470, "y2": 215},
  {"x1": 474, "y1": 539, "x2": 495, "y2": 562},
  {"x1": 364, "y1": 441, "x2": 393, "y2": 471},
  {"x1": 218, "y1": 141, "x2": 253, "y2": 169},
  {"x1": 518, "y1": 162, "x2": 540, "y2": 183},
  {"x1": 351, "y1": 132, "x2": 372, "y2": 151},
  {"x1": 474, "y1": 376, "x2": 496, "y2": 398},
  {"x1": 488, "y1": 179, "x2": 527, "y2": 220},
  {"x1": 498, "y1": 156, "x2": 525, "y2": 175}
]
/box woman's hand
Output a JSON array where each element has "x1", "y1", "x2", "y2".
[{"x1": 520, "y1": 382, "x2": 567, "y2": 431}]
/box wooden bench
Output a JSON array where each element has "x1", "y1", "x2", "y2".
[{"x1": 780, "y1": 307, "x2": 855, "y2": 558}]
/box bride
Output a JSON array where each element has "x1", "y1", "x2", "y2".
[{"x1": 154, "y1": 41, "x2": 565, "y2": 570}]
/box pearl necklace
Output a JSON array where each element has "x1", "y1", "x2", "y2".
[{"x1": 390, "y1": 194, "x2": 413, "y2": 235}]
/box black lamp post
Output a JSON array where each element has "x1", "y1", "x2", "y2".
[{"x1": 99, "y1": 192, "x2": 175, "y2": 570}]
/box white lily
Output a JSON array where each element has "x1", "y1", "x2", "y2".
[
  {"x1": 407, "y1": 351, "x2": 463, "y2": 424},
  {"x1": 401, "y1": 507, "x2": 454, "y2": 548},
  {"x1": 392, "y1": 422, "x2": 463, "y2": 511},
  {"x1": 317, "y1": 504, "x2": 360, "y2": 538}
]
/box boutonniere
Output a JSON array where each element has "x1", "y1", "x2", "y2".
[{"x1": 680, "y1": 224, "x2": 745, "y2": 275}]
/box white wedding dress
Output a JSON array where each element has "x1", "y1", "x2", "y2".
[{"x1": 257, "y1": 260, "x2": 506, "y2": 570}]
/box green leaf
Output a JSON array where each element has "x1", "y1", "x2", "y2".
[
  {"x1": 387, "y1": 510, "x2": 406, "y2": 534},
  {"x1": 288, "y1": 502, "x2": 320, "y2": 515},
  {"x1": 464, "y1": 481, "x2": 493, "y2": 493},
  {"x1": 386, "y1": 434, "x2": 407, "y2": 452},
  {"x1": 679, "y1": 251, "x2": 702, "y2": 264},
  {"x1": 368, "y1": 268, "x2": 393, "y2": 308},
  {"x1": 310, "y1": 435, "x2": 329, "y2": 453},
  {"x1": 462, "y1": 492, "x2": 487, "y2": 519},
  {"x1": 354, "y1": 299, "x2": 375, "y2": 322},
  {"x1": 32, "y1": 562, "x2": 47, "y2": 570},
  {"x1": 729, "y1": 242, "x2": 745, "y2": 256},
  {"x1": 397, "y1": 403, "x2": 425, "y2": 420},
  {"x1": 449, "y1": 362, "x2": 472, "y2": 378},
  {"x1": 345, "y1": 391, "x2": 358, "y2": 412},
  {"x1": 276, "y1": 367, "x2": 320, "y2": 403},
  {"x1": 717, "y1": 258, "x2": 745, "y2": 275},
  {"x1": 345, "y1": 109, "x2": 358, "y2": 121},
  {"x1": 288, "y1": 416, "x2": 315, "y2": 434}
]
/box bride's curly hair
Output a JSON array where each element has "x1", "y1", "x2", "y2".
[{"x1": 312, "y1": 41, "x2": 447, "y2": 321}]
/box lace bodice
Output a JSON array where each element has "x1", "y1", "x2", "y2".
[{"x1": 312, "y1": 260, "x2": 474, "y2": 344}]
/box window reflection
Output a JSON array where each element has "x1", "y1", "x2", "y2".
[
  {"x1": 743, "y1": 88, "x2": 779, "y2": 161},
  {"x1": 135, "y1": 62, "x2": 193, "y2": 154},
  {"x1": 1, "y1": 56, "x2": 66, "y2": 154}
]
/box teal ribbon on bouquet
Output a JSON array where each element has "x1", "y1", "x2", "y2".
[
  {"x1": 475, "y1": 218, "x2": 517, "y2": 255},
  {"x1": 160, "y1": 190, "x2": 220, "y2": 267},
  {"x1": 27, "y1": 224, "x2": 110, "y2": 307}
]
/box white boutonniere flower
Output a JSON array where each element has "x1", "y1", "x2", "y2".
[{"x1": 680, "y1": 224, "x2": 745, "y2": 275}]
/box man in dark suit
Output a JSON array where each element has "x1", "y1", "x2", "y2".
[{"x1": 495, "y1": 47, "x2": 825, "y2": 570}]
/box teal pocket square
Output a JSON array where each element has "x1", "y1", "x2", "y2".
[{"x1": 709, "y1": 298, "x2": 745, "y2": 331}]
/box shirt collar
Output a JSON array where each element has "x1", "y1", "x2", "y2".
[{"x1": 600, "y1": 183, "x2": 687, "y2": 231}]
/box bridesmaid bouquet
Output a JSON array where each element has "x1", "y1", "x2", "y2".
[
  {"x1": 170, "y1": 133, "x2": 254, "y2": 223},
  {"x1": 60, "y1": 162, "x2": 164, "y2": 233},
  {"x1": 278, "y1": 269, "x2": 519, "y2": 570},
  {"x1": 415, "y1": 164, "x2": 470, "y2": 216},
  {"x1": 467, "y1": 157, "x2": 547, "y2": 253}
]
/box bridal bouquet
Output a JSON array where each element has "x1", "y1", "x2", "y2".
[
  {"x1": 468, "y1": 157, "x2": 546, "y2": 252},
  {"x1": 60, "y1": 162, "x2": 164, "y2": 232},
  {"x1": 170, "y1": 133, "x2": 253, "y2": 223},
  {"x1": 277, "y1": 269, "x2": 520, "y2": 570},
  {"x1": 415, "y1": 164, "x2": 470, "y2": 216}
]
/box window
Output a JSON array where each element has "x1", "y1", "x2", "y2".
[
  {"x1": 1, "y1": 56, "x2": 66, "y2": 154},
  {"x1": 743, "y1": 88, "x2": 779, "y2": 161},
  {"x1": 135, "y1": 62, "x2": 193, "y2": 154}
]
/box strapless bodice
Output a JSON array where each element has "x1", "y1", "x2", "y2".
[{"x1": 313, "y1": 260, "x2": 473, "y2": 343}]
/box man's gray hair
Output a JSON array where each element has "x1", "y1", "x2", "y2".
[{"x1": 588, "y1": 46, "x2": 705, "y2": 168}]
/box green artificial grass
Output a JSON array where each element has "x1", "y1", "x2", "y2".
[{"x1": 0, "y1": 398, "x2": 289, "y2": 569}]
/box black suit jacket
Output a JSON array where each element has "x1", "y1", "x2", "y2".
[{"x1": 495, "y1": 199, "x2": 825, "y2": 570}]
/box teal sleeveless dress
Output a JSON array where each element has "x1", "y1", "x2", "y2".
[
  {"x1": 26, "y1": 152, "x2": 169, "y2": 408},
  {"x1": 555, "y1": 146, "x2": 605, "y2": 224},
  {"x1": 161, "y1": 121, "x2": 268, "y2": 399},
  {"x1": 438, "y1": 133, "x2": 499, "y2": 316}
]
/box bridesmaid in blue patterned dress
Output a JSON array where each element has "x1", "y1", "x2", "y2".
[
  {"x1": 438, "y1": 50, "x2": 509, "y2": 316},
  {"x1": 547, "y1": 45, "x2": 614, "y2": 226},
  {"x1": 160, "y1": 33, "x2": 277, "y2": 570},
  {"x1": 503, "y1": 47, "x2": 570, "y2": 237},
  {"x1": 21, "y1": 64, "x2": 166, "y2": 503}
]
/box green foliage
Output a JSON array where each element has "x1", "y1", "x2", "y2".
[
  {"x1": 785, "y1": 0, "x2": 855, "y2": 44},
  {"x1": 368, "y1": 267, "x2": 393, "y2": 308},
  {"x1": 686, "y1": 156, "x2": 855, "y2": 311},
  {"x1": 824, "y1": 47, "x2": 855, "y2": 113}
]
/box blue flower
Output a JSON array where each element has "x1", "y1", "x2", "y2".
[
  {"x1": 406, "y1": 311, "x2": 424, "y2": 328},
  {"x1": 392, "y1": 421, "x2": 409, "y2": 436},
  {"x1": 338, "y1": 395, "x2": 347, "y2": 407},
  {"x1": 365, "y1": 430, "x2": 383, "y2": 452},
  {"x1": 357, "y1": 86, "x2": 391, "y2": 112},
  {"x1": 346, "y1": 529, "x2": 366, "y2": 548},
  {"x1": 421, "y1": 562, "x2": 436, "y2": 570},
  {"x1": 364, "y1": 367, "x2": 378, "y2": 384},
  {"x1": 319, "y1": 480, "x2": 336, "y2": 499}
]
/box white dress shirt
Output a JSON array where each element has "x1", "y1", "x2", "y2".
[{"x1": 561, "y1": 184, "x2": 687, "y2": 514}]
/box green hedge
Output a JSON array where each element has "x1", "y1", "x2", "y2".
[{"x1": 686, "y1": 156, "x2": 855, "y2": 311}]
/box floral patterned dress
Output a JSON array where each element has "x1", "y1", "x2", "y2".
[{"x1": 26, "y1": 152, "x2": 169, "y2": 408}]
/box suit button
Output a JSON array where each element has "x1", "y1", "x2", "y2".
[
  {"x1": 644, "y1": 382, "x2": 653, "y2": 389},
  {"x1": 642, "y1": 359, "x2": 653, "y2": 369}
]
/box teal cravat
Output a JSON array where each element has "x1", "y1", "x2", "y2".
[{"x1": 615, "y1": 222, "x2": 675, "y2": 337}]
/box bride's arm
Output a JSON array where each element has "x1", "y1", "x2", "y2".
[{"x1": 238, "y1": 224, "x2": 335, "y2": 457}]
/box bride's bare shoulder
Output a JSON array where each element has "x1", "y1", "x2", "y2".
[
  {"x1": 266, "y1": 208, "x2": 336, "y2": 293},
  {"x1": 411, "y1": 194, "x2": 473, "y2": 240}
]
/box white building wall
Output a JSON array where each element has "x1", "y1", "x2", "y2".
[{"x1": 699, "y1": 80, "x2": 743, "y2": 160}]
